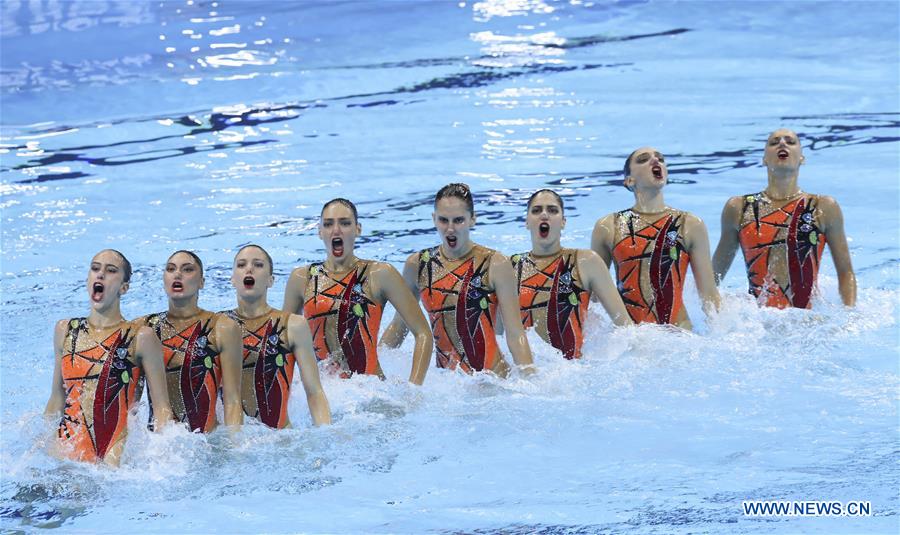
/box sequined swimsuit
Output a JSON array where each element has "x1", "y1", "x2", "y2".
[
  {"x1": 57, "y1": 318, "x2": 142, "y2": 462},
  {"x1": 737, "y1": 192, "x2": 826, "y2": 308},
  {"x1": 417, "y1": 244, "x2": 502, "y2": 373},
  {"x1": 142, "y1": 310, "x2": 223, "y2": 432},
  {"x1": 611, "y1": 209, "x2": 690, "y2": 325},
  {"x1": 512, "y1": 249, "x2": 590, "y2": 359},
  {"x1": 224, "y1": 309, "x2": 296, "y2": 428},
  {"x1": 302, "y1": 260, "x2": 384, "y2": 378}
]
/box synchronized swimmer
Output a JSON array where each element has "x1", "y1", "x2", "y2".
[{"x1": 45, "y1": 129, "x2": 857, "y2": 465}]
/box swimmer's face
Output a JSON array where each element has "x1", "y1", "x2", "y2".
[
  {"x1": 526, "y1": 191, "x2": 565, "y2": 246},
  {"x1": 87, "y1": 250, "x2": 128, "y2": 308},
  {"x1": 433, "y1": 197, "x2": 476, "y2": 255},
  {"x1": 624, "y1": 146, "x2": 667, "y2": 192},
  {"x1": 231, "y1": 246, "x2": 273, "y2": 299},
  {"x1": 319, "y1": 203, "x2": 360, "y2": 260},
  {"x1": 763, "y1": 128, "x2": 804, "y2": 170},
  {"x1": 164, "y1": 252, "x2": 204, "y2": 300}
]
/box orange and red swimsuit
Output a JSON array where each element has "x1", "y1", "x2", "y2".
[
  {"x1": 417, "y1": 244, "x2": 503, "y2": 373},
  {"x1": 58, "y1": 318, "x2": 143, "y2": 462},
  {"x1": 738, "y1": 192, "x2": 826, "y2": 309},
  {"x1": 512, "y1": 249, "x2": 590, "y2": 359},
  {"x1": 302, "y1": 260, "x2": 384, "y2": 378},
  {"x1": 612, "y1": 209, "x2": 690, "y2": 325},
  {"x1": 143, "y1": 310, "x2": 223, "y2": 432},
  {"x1": 223, "y1": 309, "x2": 296, "y2": 429}
]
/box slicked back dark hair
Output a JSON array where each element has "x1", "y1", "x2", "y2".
[
  {"x1": 623, "y1": 148, "x2": 640, "y2": 191},
  {"x1": 321, "y1": 198, "x2": 359, "y2": 223},
  {"x1": 103, "y1": 249, "x2": 132, "y2": 283},
  {"x1": 435, "y1": 183, "x2": 474, "y2": 215},
  {"x1": 526, "y1": 189, "x2": 564, "y2": 213},
  {"x1": 235, "y1": 244, "x2": 274, "y2": 275},
  {"x1": 168, "y1": 250, "x2": 204, "y2": 275}
]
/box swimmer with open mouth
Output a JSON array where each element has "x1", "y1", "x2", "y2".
[
  {"x1": 137, "y1": 250, "x2": 244, "y2": 433},
  {"x1": 510, "y1": 189, "x2": 632, "y2": 361},
  {"x1": 712, "y1": 128, "x2": 857, "y2": 308},
  {"x1": 591, "y1": 147, "x2": 721, "y2": 330},
  {"x1": 283, "y1": 198, "x2": 433, "y2": 384},
  {"x1": 45, "y1": 249, "x2": 172, "y2": 466},
  {"x1": 225, "y1": 244, "x2": 331, "y2": 428}
]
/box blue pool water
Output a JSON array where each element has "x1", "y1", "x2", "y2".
[{"x1": 1, "y1": 1, "x2": 898, "y2": 532}]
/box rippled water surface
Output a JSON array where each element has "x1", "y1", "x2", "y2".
[{"x1": 1, "y1": 1, "x2": 898, "y2": 533}]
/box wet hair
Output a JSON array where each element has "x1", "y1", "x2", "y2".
[
  {"x1": 168, "y1": 249, "x2": 204, "y2": 274},
  {"x1": 434, "y1": 183, "x2": 474, "y2": 215},
  {"x1": 526, "y1": 189, "x2": 564, "y2": 213},
  {"x1": 623, "y1": 149, "x2": 640, "y2": 192},
  {"x1": 235, "y1": 244, "x2": 273, "y2": 275},
  {"x1": 102, "y1": 249, "x2": 132, "y2": 283},
  {"x1": 321, "y1": 198, "x2": 359, "y2": 223}
]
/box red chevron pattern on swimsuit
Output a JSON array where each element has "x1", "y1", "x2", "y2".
[
  {"x1": 612, "y1": 210, "x2": 689, "y2": 325},
  {"x1": 229, "y1": 310, "x2": 296, "y2": 429},
  {"x1": 145, "y1": 312, "x2": 221, "y2": 432},
  {"x1": 738, "y1": 193, "x2": 826, "y2": 308},
  {"x1": 513, "y1": 249, "x2": 589, "y2": 359},
  {"x1": 417, "y1": 245, "x2": 500, "y2": 373},
  {"x1": 303, "y1": 261, "x2": 383, "y2": 377},
  {"x1": 58, "y1": 319, "x2": 142, "y2": 462}
]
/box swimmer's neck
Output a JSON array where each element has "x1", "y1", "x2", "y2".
[
  {"x1": 167, "y1": 296, "x2": 202, "y2": 319},
  {"x1": 530, "y1": 240, "x2": 562, "y2": 258},
  {"x1": 765, "y1": 168, "x2": 801, "y2": 200},
  {"x1": 324, "y1": 254, "x2": 359, "y2": 273},
  {"x1": 631, "y1": 188, "x2": 666, "y2": 214},
  {"x1": 235, "y1": 295, "x2": 273, "y2": 320},
  {"x1": 439, "y1": 240, "x2": 474, "y2": 261},
  {"x1": 87, "y1": 303, "x2": 125, "y2": 329}
]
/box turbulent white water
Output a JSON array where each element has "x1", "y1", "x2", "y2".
[{"x1": 2, "y1": 1, "x2": 898, "y2": 533}]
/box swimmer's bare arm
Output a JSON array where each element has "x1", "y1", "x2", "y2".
[
  {"x1": 215, "y1": 316, "x2": 244, "y2": 427},
  {"x1": 712, "y1": 196, "x2": 743, "y2": 285},
  {"x1": 135, "y1": 325, "x2": 173, "y2": 427},
  {"x1": 819, "y1": 196, "x2": 857, "y2": 306},
  {"x1": 44, "y1": 320, "x2": 68, "y2": 418},
  {"x1": 590, "y1": 214, "x2": 617, "y2": 304},
  {"x1": 380, "y1": 253, "x2": 419, "y2": 348},
  {"x1": 282, "y1": 266, "x2": 309, "y2": 315},
  {"x1": 684, "y1": 214, "x2": 721, "y2": 315},
  {"x1": 590, "y1": 214, "x2": 616, "y2": 267},
  {"x1": 490, "y1": 253, "x2": 535, "y2": 374},
  {"x1": 373, "y1": 262, "x2": 433, "y2": 385},
  {"x1": 287, "y1": 314, "x2": 331, "y2": 425},
  {"x1": 578, "y1": 250, "x2": 632, "y2": 326}
]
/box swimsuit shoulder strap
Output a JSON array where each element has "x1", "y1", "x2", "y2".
[
  {"x1": 509, "y1": 251, "x2": 530, "y2": 283},
  {"x1": 63, "y1": 317, "x2": 86, "y2": 351},
  {"x1": 418, "y1": 246, "x2": 440, "y2": 263},
  {"x1": 614, "y1": 209, "x2": 634, "y2": 243},
  {"x1": 308, "y1": 262, "x2": 324, "y2": 276},
  {"x1": 65, "y1": 317, "x2": 86, "y2": 336},
  {"x1": 220, "y1": 309, "x2": 242, "y2": 325}
]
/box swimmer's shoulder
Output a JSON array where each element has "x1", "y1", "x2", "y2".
[{"x1": 592, "y1": 212, "x2": 617, "y2": 233}]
